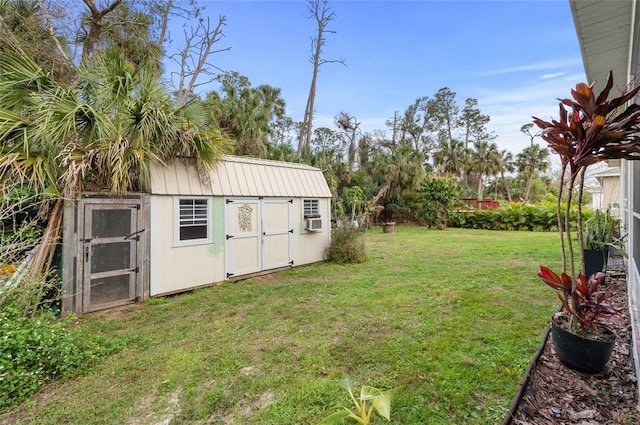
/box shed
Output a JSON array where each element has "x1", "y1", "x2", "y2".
[{"x1": 61, "y1": 156, "x2": 332, "y2": 313}]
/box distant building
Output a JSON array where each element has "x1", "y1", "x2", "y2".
[{"x1": 590, "y1": 167, "x2": 620, "y2": 216}]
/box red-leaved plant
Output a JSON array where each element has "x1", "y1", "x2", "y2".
[
  {"x1": 533, "y1": 71, "x2": 640, "y2": 333},
  {"x1": 538, "y1": 266, "x2": 624, "y2": 332}
]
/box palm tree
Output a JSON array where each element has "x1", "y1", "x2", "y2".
[
  {"x1": 432, "y1": 138, "x2": 467, "y2": 177},
  {"x1": 467, "y1": 141, "x2": 500, "y2": 199},
  {"x1": 496, "y1": 149, "x2": 515, "y2": 201},
  {"x1": 516, "y1": 144, "x2": 550, "y2": 202},
  {"x1": 368, "y1": 145, "x2": 425, "y2": 221},
  {"x1": 205, "y1": 75, "x2": 287, "y2": 158},
  {"x1": 1, "y1": 44, "x2": 228, "y2": 194},
  {"x1": 0, "y1": 43, "x2": 229, "y2": 273}
]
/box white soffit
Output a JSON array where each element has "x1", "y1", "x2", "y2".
[{"x1": 570, "y1": 0, "x2": 640, "y2": 93}]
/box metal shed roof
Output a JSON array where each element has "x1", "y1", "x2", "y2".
[{"x1": 149, "y1": 156, "x2": 332, "y2": 198}]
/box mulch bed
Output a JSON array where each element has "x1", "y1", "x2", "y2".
[{"x1": 505, "y1": 261, "x2": 640, "y2": 424}]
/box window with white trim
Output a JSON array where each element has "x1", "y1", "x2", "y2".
[
  {"x1": 174, "y1": 197, "x2": 211, "y2": 245},
  {"x1": 303, "y1": 198, "x2": 323, "y2": 232},
  {"x1": 303, "y1": 199, "x2": 320, "y2": 217}
]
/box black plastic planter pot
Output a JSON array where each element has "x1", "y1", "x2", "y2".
[
  {"x1": 584, "y1": 248, "x2": 608, "y2": 277},
  {"x1": 550, "y1": 318, "x2": 616, "y2": 374}
]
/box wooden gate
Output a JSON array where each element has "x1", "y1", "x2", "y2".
[{"x1": 62, "y1": 196, "x2": 147, "y2": 313}]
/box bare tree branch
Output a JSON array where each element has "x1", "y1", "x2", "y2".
[
  {"x1": 36, "y1": 0, "x2": 73, "y2": 66},
  {"x1": 297, "y1": 0, "x2": 346, "y2": 155},
  {"x1": 157, "y1": 0, "x2": 173, "y2": 51},
  {"x1": 80, "y1": 0, "x2": 123, "y2": 61},
  {"x1": 171, "y1": 15, "x2": 230, "y2": 107}
]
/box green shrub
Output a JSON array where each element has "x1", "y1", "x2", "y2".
[
  {"x1": 325, "y1": 225, "x2": 366, "y2": 264},
  {"x1": 0, "y1": 306, "x2": 126, "y2": 411},
  {"x1": 449, "y1": 202, "x2": 582, "y2": 232},
  {"x1": 0, "y1": 186, "x2": 126, "y2": 412},
  {"x1": 412, "y1": 176, "x2": 463, "y2": 227}
]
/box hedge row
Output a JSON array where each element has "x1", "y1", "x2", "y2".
[{"x1": 448, "y1": 202, "x2": 590, "y2": 232}]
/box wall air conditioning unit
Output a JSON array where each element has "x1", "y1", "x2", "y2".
[{"x1": 305, "y1": 218, "x2": 323, "y2": 231}]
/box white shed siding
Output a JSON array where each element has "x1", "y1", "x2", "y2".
[
  {"x1": 147, "y1": 156, "x2": 332, "y2": 295},
  {"x1": 293, "y1": 198, "x2": 331, "y2": 265},
  {"x1": 149, "y1": 196, "x2": 224, "y2": 295}
]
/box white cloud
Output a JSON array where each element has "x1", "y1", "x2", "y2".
[
  {"x1": 482, "y1": 58, "x2": 583, "y2": 76},
  {"x1": 540, "y1": 72, "x2": 567, "y2": 79},
  {"x1": 476, "y1": 71, "x2": 587, "y2": 156}
]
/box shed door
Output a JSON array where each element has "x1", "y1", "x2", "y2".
[
  {"x1": 82, "y1": 203, "x2": 140, "y2": 312},
  {"x1": 262, "y1": 199, "x2": 293, "y2": 270},
  {"x1": 225, "y1": 199, "x2": 261, "y2": 278},
  {"x1": 225, "y1": 198, "x2": 294, "y2": 279}
]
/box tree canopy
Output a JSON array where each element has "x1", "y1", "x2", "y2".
[{"x1": 0, "y1": 0, "x2": 556, "y2": 225}]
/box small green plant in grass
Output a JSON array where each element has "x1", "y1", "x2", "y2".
[
  {"x1": 318, "y1": 378, "x2": 391, "y2": 425},
  {"x1": 325, "y1": 224, "x2": 366, "y2": 264}
]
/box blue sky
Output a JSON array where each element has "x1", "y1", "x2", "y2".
[{"x1": 170, "y1": 0, "x2": 589, "y2": 155}]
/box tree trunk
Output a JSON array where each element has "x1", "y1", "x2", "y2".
[
  {"x1": 524, "y1": 169, "x2": 533, "y2": 202},
  {"x1": 158, "y1": 0, "x2": 173, "y2": 51},
  {"x1": 298, "y1": 71, "x2": 317, "y2": 154},
  {"x1": 501, "y1": 171, "x2": 512, "y2": 202},
  {"x1": 81, "y1": 0, "x2": 123, "y2": 61},
  {"x1": 297, "y1": 0, "x2": 345, "y2": 155},
  {"x1": 29, "y1": 199, "x2": 63, "y2": 279}
]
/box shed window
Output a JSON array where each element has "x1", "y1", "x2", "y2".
[
  {"x1": 174, "y1": 197, "x2": 211, "y2": 245},
  {"x1": 303, "y1": 199, "x2": 320, "y2": 217}
]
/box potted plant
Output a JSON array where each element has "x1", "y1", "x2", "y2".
[
  {"x1": 532, "y1": 71, "x2": 640, "y2": 373},
  {"x1": 382, "y1": 221, "x2": 395, "y2": 233},
  {"x1": 583, "y1": 209, "x2": 625, "y2": 276},
  {"x1": 538, "y1": 267, "x2": 623, "y2": 372}
]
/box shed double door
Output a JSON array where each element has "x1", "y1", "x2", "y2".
[{"x1": 225, "y1": 198, "x2": 293, "y2": 279}]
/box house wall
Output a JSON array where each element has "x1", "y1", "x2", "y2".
[
  {"x1": 590, "y1": 190, "x2": 603, "y2": 211},
  {"x1": 625, "y1": 159, "x2": 640, "y2": 385},
  {"x1": 600, "y1": 175, "x2": 621, "y2": 215},
  {"x1": 616, "y1": 159, "x2": 640, "y2": 392},
  {"x1": 149, "y1": 195, "x2": 225, "y2": 296}
]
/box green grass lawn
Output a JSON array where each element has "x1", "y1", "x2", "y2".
[{"x1": 2, "y1": 226, "x2": 562, "y2": 425}]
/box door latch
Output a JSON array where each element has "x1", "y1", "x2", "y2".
[{"x1": 124, "y1": 229, "x2": 145, "y2": 241}]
